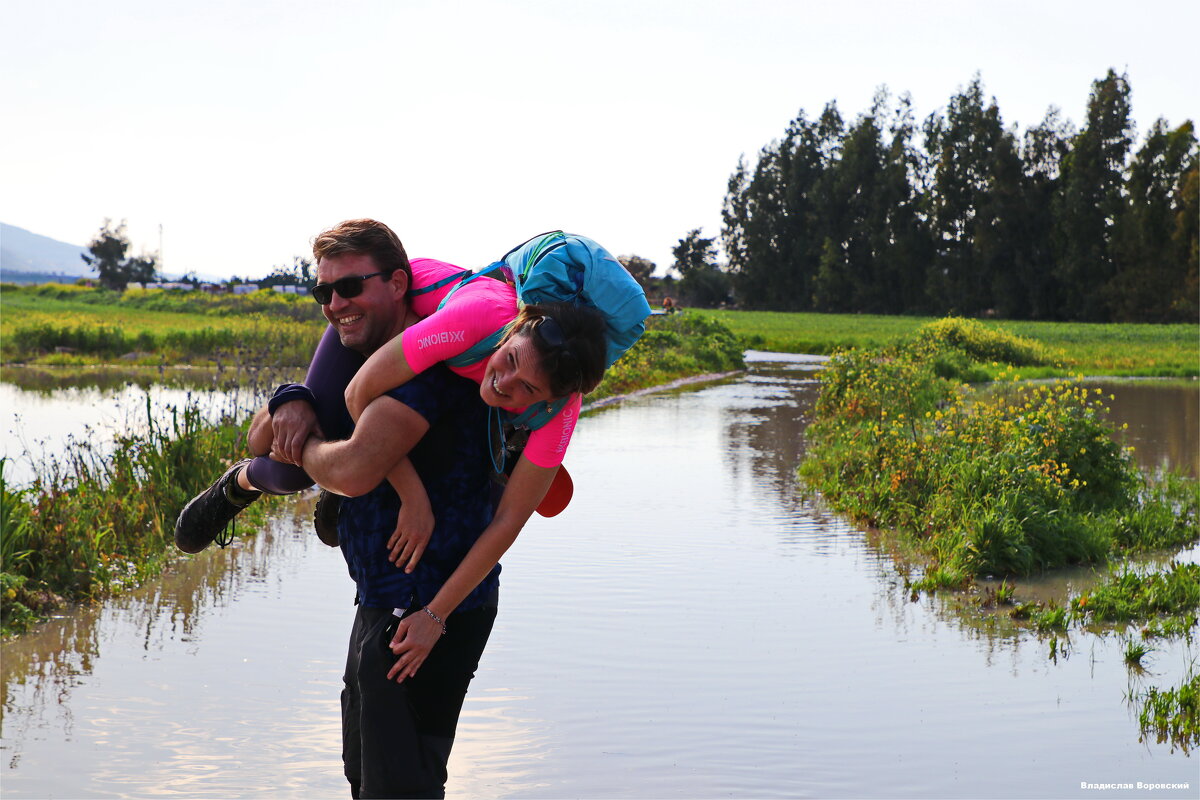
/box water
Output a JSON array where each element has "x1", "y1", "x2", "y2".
[{"x1": 1, "y1": 361, "x2": 1197, "y2": 798}]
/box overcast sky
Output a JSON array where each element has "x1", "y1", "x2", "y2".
[{"x1": 2, "y1": 0, "x2": 1195, "y2": 280}]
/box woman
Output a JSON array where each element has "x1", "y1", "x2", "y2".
[{"x1": 174, "y1": 247, "x2": 609, "y2": 566}]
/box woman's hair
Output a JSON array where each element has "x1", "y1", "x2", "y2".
[
  {"x1": 504, "y1": 301, "x2": 609, "y2": 397},
  {"x1": 312, "y1": 218, "x2": 411, "y2": 287}
]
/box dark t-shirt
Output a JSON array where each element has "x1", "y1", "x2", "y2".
[{"x1": 337, "y1": 364, "x2": 497, "y2": 612}]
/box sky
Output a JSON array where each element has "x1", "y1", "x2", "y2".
[{"x1": 2, "y1": 0, "x2": 1196, "y2": 280}]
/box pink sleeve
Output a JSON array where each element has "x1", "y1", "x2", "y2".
[
  {"x1": 400, "y1": 294, "x2": 508, "y2": 375},
  {"x1": 522, "y1": 393, "x2": 582, "y2": 468}
]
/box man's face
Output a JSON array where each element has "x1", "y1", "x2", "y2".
[{"x1": 315, "y1": 252, "x2": 407, "y2": 354}]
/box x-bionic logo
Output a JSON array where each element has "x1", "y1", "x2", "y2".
[{"x1": 415, "y1": 330, "x2": 466, "y2": 349}]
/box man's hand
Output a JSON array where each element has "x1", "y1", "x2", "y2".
[
  {"x1": 387, "y1": 502, "x2": 435, "y2": 574},
  {"x1": 386, "y1": 611, "x2": 444, "y2": 682},
  {"x1": 271, "y1": 401, "x2": 323, "y2": 465}
]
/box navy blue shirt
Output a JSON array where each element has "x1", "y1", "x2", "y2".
[{"x1": 337, "y1": 364, "x2": 498, "y2": 612}]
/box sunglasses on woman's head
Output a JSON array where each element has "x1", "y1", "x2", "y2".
[
  {"x1": 310, "y1": 271, "x2": 391, "y2": 305},
  {"x1": 534, "y1": 315, "x2": 567, "y2": 349}
]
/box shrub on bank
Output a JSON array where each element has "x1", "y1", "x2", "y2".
[
  {"x1": 0, "y1": 401, "x2": 264, "y2": 636},
  {"x1": 799, "y1": 321, "x2": 1199, "y2": 588},
  {"x1": 591, "y1": 311, "x2": 745, "y2": 400}
]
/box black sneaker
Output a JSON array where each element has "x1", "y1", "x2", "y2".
[
  {"x1": 174, "y1": 459, "x2": 259, "y2": 553},
  {"x1": 313, "y1": 489, "x2": 341, "y2": 547}
]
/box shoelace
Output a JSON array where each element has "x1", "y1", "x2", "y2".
[{"x1": 215, "y1": 516, "x2": 236, "y2": 548}]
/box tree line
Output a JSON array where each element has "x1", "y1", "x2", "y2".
[{"x1": 676, "y1": 70, "x2": 1196, "y2": 322}]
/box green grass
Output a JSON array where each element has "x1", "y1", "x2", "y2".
[
  {"x1": 1, "y1": 283, "x2": 324, "y2": 366},
  {"x1": 692, "y1": 309, "x2": 1199, "y2": 378}
]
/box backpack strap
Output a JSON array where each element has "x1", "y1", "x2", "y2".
[
  {"x1": 409, "y1": 269, "x2": 470, "y2": 297},
  {"x1": 438, "y1": 261, "x2": 510, "y2": 368}
]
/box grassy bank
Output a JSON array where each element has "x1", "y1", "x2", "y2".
[
  {"x1": 799, "y1": 318, "x2": 1198, "y2": 588},
  {"x1": 693, "y1": 308, "x2": 1199, "y2": 378},
  {"x1": 1, "y1": 398, "x2": 268, "y2": 634},
  {"x1": 0, "y1": 311, "x2": 745, "y2": 636},
  {"x1": 1, "y1": 282, "x2": 324, "y2": 366}
]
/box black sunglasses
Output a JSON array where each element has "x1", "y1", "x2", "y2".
[
  {"x1": 310, "y1": 271, "x2": 391, "y2": 305},
  {"x1": 534, "y1": 315, "x2": 567, "y2": 349}
]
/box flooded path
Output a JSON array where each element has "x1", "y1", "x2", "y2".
[{"x1": 1, "y1": 361, "x2": 1196, "y2": 798}]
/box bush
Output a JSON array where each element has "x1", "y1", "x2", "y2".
[{"x1": 800, "y1": 339, "x2": 1197, "y2": 583}]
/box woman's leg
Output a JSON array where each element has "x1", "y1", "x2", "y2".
[{"x1": 244, "y1": 325, "x2": 364, "y2": 494}]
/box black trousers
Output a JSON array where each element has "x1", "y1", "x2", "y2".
[{"x1": 341, "y1": 603, "x2": 497, "y2": 799}]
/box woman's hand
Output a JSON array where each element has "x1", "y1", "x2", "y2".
[
  {"x1": 387, "y1": 502, "x2": 434, "y2": 574},
  {"x1": 386, "y1": 611, "x2": 444, "y2": 682}
]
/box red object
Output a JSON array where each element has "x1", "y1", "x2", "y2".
[{"x1": 536, "y1": 464, "x2": 574, "y2": 517}]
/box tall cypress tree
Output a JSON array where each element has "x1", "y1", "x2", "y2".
[
  {"x1": 922, "y1": 75, "x2": 1013, "y2": 316},
  {"x1": 1108, "y1": 120, "x2": 1199, "y2": 321},
  {"x1": 1052, "y1": 69, "x2": 1134, "y2": 320}
]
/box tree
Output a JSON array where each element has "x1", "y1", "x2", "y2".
[
  {"x1": 617, "y1": 255, "x2": 656, "y2": 289},
  {"x1": 922, "y1": 75, "x2": 1017, "y2": 315},
  {"x1": 673, "y1": 228, "x2": 731, "y2": 307},
  {"x1": 1052, "y1": 69, "x2": 1134, "y2": 320},
  {"x1": 259, "y1": 256, "x2": 316, "y2": 288},
  {"x1": 81, "y1": 219, "x2": 158, "y2": 290},
  {"x1": 1108, "y1": 120, "x2": 1199, "y2": 321}
]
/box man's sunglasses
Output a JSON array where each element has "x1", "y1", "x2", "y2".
[{"x1": 310, "y1": 271, "x2": 392, "y2": 305}]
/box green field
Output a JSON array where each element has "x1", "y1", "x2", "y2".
[
  {"x1": 692, "y1": 309, "x2": 1200, "y2": 378},
  {"x1": 1, "y1": 283, "x2": 324, "y2": 366}
]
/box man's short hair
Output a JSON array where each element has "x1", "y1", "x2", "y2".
[{"x1": 312, "y1": 219, "x2": 412, "y2": 288}]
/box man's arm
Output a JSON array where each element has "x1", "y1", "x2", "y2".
[{"x1": 301, "y1": 395, "x2": 429, "y2": 497}]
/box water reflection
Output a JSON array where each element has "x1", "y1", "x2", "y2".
[
  {"x1": 1, "y1": 498, "x2": 353, "y2": 798},
  {"x1": 1, "y1": 360, "x2": 1197, "y2": 798}
]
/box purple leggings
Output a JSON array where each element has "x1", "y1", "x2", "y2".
[{"x1": 244, "y1": 326, "x2": 363, "y2": 495}]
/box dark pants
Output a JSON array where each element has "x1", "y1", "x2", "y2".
[{"x1": 341, "y1": 603, "x2": 497, "y2": 799}]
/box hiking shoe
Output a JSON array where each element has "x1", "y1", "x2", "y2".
[
  {"x1": 174, "y1": 459, "x2": 259, "y2": 553},
  {"x1": 313, "y1": 489, "x2": 342, "y2": 547}
]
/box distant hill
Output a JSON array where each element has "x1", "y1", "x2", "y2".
[{"x1": 1, "y1": 223, "x2": 93, "y2": 283}]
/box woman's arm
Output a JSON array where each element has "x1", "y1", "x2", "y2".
[
  {"x1": 345, "y1": 336, "x2": 418, "y2": 423},
  {"x1": 386, "y1": 455, "x2": 558, "y2": 682},
  {"x1": 385, "y1": 456, "x2": 435, "y2": 574}
]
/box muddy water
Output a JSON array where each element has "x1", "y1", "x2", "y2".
[{"x1": 1, "y1": 362, "x2": 1196, "y2": 798}]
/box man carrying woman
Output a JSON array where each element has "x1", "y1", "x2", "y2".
[{"x1": 172, "y1": 219, "x2": 634, "y2": 797}]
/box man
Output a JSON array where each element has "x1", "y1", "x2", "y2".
[{"x1": 181, "y1": 219, "x2": 498, "y2": 798}]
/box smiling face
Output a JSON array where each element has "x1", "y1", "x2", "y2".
[
  {"x1": 480, "y1": 332, "x2": 556, "y2": 409},
  {"x1": 316, "y1": 252, "x2": 409, "y2": 354}
]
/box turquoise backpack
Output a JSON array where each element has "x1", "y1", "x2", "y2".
[{"x1": 440, "y1": 231, "x2": 652, "y2": 435}]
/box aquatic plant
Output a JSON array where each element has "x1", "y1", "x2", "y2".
[
  {"x1": 1123, "y1": 638, "x2": 1153, "y2": 667},
  {"x1": 1135, "y1": 672, "x2": 1200, "y2": 752}
]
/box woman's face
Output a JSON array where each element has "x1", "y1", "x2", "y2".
[{"x1": 480, "y1": 332, "x2": 556, "y2": 408}]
